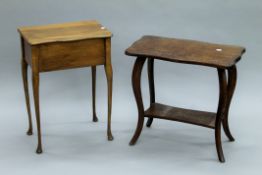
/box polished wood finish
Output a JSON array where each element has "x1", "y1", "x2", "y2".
[
  {"x1": 145, "y1": 103, "x2": 216, "y2": 129},
  {"x1": 19, "y1": 21, "x2": 113, "y2": 153},
  {"x1": 18, "y1": 20, "x2": 112, "y2": 45},
  {"x1": 126, "y1": 36, "x2": 245, "y2": 162},
  {"x1": 126, "y1": 35, "x2": 245, "y2": 68}
]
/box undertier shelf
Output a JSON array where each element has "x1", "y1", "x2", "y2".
[{"x1": 144, "y1": 103, "x2": 216, "y2": 128}]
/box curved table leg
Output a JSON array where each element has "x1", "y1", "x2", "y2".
[
  {"x1": 146, "y1": 58, "x2": 155, "y2": 127},
  {"x1": 32, "y1": 71, "x2": 42, "y2": 154},
  {"x1": 129, "y1": 57, "x2": 146, "y2": 145},
  {"x1": 104, "y1": 63, "x2": 113, "y2": 141},
  {"x1": 216, "y1": 68, "x2": 228, "y2": 162},
  {"x1": 21, "y1": 58, "x2": 33, "y2": 135},
  {"x1": 91, "y1": 66, "x2": 98, "y2": 122},
  {"x1": 223, "y1": 65, "x2": 237, "y2": 141},
  {"x1": 104, "y1": 38, "x2": 113, "y2": 141}
]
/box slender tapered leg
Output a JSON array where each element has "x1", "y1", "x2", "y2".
[
  {"x1": 21, "y1": 58, "x2": 33, "y2": 135},
  {"x1": 223, "y1": 65, "x2": 237, "y2": 141},
  {"x1": 146, "y1": 58, "x2": 155, "y2": 127},
  {"x1": 104, "y1": 63, "x2": 113, "y2": 141},
  {"x1": 104, "y1": 38, "x2": 113, "y2": 141},
  {"x1": 129, "y1": 57, "x2": 146, "y2": 145},
  {"x1": 32, "y1": 72, "x2": 42, "y2": 154},
  {"x1": 91, "y1": 66, "x2": 98, "y2": 122},
  {"x1": 216, "y1": 68, "x2": 228, "y2": 162}
]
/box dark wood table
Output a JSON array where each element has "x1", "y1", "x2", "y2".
[
  {"x1": 125, "y1": 35, "x2": 246, "y2": 162},
  {"x1": 18, "y1": 21, "x2": 114, "y2": 154}
]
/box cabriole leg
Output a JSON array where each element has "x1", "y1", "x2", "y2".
[
  {"x1": 21, "y1": 58, "x2": 33, "y2": 135},
  {"x1": 129, "y1": 57, "x2": 146, "y2": 145},
  {"x1": 32, "y1": 71, "x2": 42, "y2": 154},
  {"x1": 216, "y1": 68, "x2": 228, "y2": 162},
  {"x1": 223, "y1": 65, "x2": 237, "y2": 141},
  {"x1": 146, "y1": 58, "x2": 155, "y2": 127}
]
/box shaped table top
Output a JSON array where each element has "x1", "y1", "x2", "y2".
[
  {"x1": 18, "y1": 20, "x2": 112, "y2": 45},
  {"x1": 126, "y1": 35, "x2": 245, "y2": 68}
]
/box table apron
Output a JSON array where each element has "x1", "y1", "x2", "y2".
[{"x1": 37, "y1": 38, "x2": 105, "y2": 72}]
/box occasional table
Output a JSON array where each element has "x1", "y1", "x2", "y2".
[
  {"x1": 125, "y1": 35, "x2": 245, "y2": 162},
  {"x1": 18, "y1": 21, "x2": 113, "y2": 153}
]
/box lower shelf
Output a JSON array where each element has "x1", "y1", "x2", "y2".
[{"x1": 144, "y1": 103, "x2": 216, "y2": 129}]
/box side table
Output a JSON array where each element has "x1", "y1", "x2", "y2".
[
  {"x1": 125, "y1": 35, "x2": 245, "y2": 162},
  {"x1": 18, "y1": 20, "x2": 113, "y2": 153}
]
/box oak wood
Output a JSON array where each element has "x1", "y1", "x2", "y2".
[
  {"x1": 23, "y1": 40, "x2": 33, "y2": 66},
  {"x1": 19, "y1": 21, "x2": 113, "y2": 153},
  {"x1": 31, "y1": 46, "x2": 42, "y2": 154},
  {"x1": 126, "y1": 35, "x2": 245, "y2": 68},
  {"x1": 126, "y1": 36, "x2": 245, "y2": 162},
  {"x1": 223, "y1": 66, "x2": 237, "y2": 141},
  {"x1": 129, "y1": 57, "x2": 146, "y2": 145},
  {"x1": 145, "y1": 103, "x2": 216, "y2": 129},
  {"x1": 38, "y1": 39, "x2": 105, "y2": 72},
  {"x1": 92, "y1": 66, "x2": 98, "y2": 122},
  {"x1": 216, "y1": 68, "x2": 228, "y2": 162},
  {"x1": 104, "y1": 38, "x2": 113, "y2": 141},
  {"x1": 146, "y1": 58, "x2": 155, "y2": 127},
  {"x1": 21, "y1": 37, "x2": 33, "y2": 135},
  {"x1": 18, "y1": 20, "x2": 112, "y2": 45},
  {"x1": 21, "y1": 58, "x2": 33, "y2": 135}
]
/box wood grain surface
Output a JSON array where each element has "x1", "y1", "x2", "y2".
[
  {"x1": 126, "y1": 35, "x2": 245, "y2": 68},
  {"x1": 145, "y1": 103, "x2": 216, "y2": 128},
  {"x1": 18, "y1": 20, "x2": 112, "y2": 45}
]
